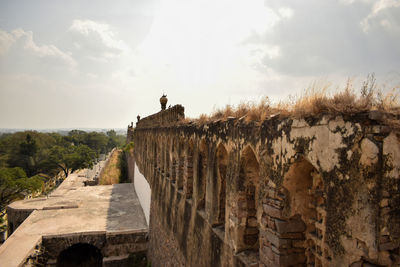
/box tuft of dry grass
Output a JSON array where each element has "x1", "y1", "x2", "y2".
[
  {"x1": 99, "y1": 149, "x2": 122, "y2": 185},
  {"x1": 193, "y1": 75, "x2": 399, "y2": 124}
]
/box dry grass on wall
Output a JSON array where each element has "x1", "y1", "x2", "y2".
[
  {"x1": 99, "y1": 149, "x2": 122, "y2": 185},
  {"x1": 190, "y1": 75, "x2": 400, "y2": 125}
]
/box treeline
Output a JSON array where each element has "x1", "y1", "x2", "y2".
[{"x1": 0, "y1": 130, "x2": 126, "y2": 219}]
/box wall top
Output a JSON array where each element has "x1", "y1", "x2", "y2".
[{"x1": 136, "y1": 104, "x2": 185, "y2": 129}]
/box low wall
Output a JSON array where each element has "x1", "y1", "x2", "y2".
[{"x1": 126, "y1": 151, "x2": 151, "y2": 225}]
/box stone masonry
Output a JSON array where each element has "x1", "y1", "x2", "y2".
[{"x1": 129, "y1": 102, "x2": 400, "y2": 267}]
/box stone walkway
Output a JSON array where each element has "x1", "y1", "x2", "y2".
[{"x1": 0, "y1": 169, "x2": 147, "y2": 266}]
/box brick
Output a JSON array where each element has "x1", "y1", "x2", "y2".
[
  {"x1": 277, "y1": 253, "x2": 306, "y2": 267},
  {"x1": 245, "y1": 227, "x2": 259, "y2": 235},
  {"x1": 274, "y1": 219, "x2": 306, "y2": 234},
  {"x1": 247, "y1": 217, "x2": 258, "y2": 227},
  {"x1": 271, "y1": 245, "x2": 288, "y2": 255},
  {"x1": 379, "y1": 235, "x2": 390, "y2": 244},
  {"x1": 266, "y1": 231, "x2": 291, "y2": 249},
  {"x1": 350, "y1": 261, "x2": 363, "y2": 267},
  {"x1": 292, "y1": 240, "x2": 304, "y2": 248},
  {"x1": 280, "y1": 232, "x2": 304, "y2": 239},
  {"x1": 263, "y1": 204, "x2": 282, "y2": 218},
  {"x1": 261, "y1": 245, "x2": 274, "y2": 261},
  {"x1": 380, "y1": 198, "x2": 389, "y2": 208},
  {"x1": 379, "y1": 241, "x2": 398, "y2": 251}
]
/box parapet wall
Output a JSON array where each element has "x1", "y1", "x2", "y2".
[
  {"x1": 130, "y1": 107, "x2": 400, "y2": 267},
  {"x1": 136, "y1": 105, "x2": 185, "y2": 128}
]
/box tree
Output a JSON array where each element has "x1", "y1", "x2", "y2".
[
  {"x1": 1, "y1": 131, "x2": 58, "y2": 177},
  {"x1": 84, "y1": 132, "x2": 109, "y2": 155},
  {"x1": 46, "y1": 144, "x2": 96, "y2": 177},
  {"x1": 18, "y1": 134, "x2": 38, "y2": 176},
  {"x1": 0, "y1": 167, "x2": 43, "y2": 213}
]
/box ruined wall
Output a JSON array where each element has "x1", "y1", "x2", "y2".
[
  {"x1": 21, "y1": 230, "x2": 148, "y2": 266},
  {"x1": 129, "y1": 106, "x2": 400, "y2": 267}
]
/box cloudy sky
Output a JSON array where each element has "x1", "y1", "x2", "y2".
[{"x1": 0, "y1": 0, "x2": 399, "y2": 129}]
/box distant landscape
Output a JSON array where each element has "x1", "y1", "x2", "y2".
[{"x1": 0, "y1": 128, "x2": 127, "y2": 136}]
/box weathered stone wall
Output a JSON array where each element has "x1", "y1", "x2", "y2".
[
  {"x1": 25, "y1": 230, "x2": 148, "y2": 266},
  {"x1": 6, "y1": 207, "x2": 34, "y2": 236},
  {"x1": 130, "y1": 107, "x2": 400, "y2": 266},
  {"x1": 136, "y1": 105, "x2": 184, "y2": 128}
]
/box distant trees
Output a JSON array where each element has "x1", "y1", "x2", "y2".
[
  {"x1": 0, "y1": 129, "x2": 126, "y2": 229},
  {"x1": 0, "y1": 130, "x2": 126, "y2": 179}
]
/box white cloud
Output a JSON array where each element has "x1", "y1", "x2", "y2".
[
  {"x1": 361, "y1": 0, "x2": 400, "y2": 32},
  {"x1": 0, "y1": 29, "x2": 16, "y2": 56},
  {"x1": 278, "y1": 7, "x2": 294, "y2": 19},
  {"x1": 0, "y1": 28, "x2": 76, "y2": 67},
  {"x1": 69, "y1": 19, "x2": 129, "y2": 61}
]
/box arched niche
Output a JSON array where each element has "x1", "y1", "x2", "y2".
[
  {"x1": 215, "y1": 143, "x2": 228, "y2": 228},
  {"x1": 282, "y1": 158, "x2": 328, "y2": 266},
  {"x1": 177, "y1": 138, "x2": 185, "y2": 190},
  {"x1": 235, "y1": 146, "x2": 260, "y2": 252},
  {"x1": 57, "y1": 243, "x2": 102, "y2": 267},
  {"x1": 165, "y1": 138, "x2": 171, "y2": 179},
  {"x1": 184, "y1": 139, "x2": 194, "y2": 198},
  {"x1": 171, "y1": 138, "x2": 178, "y2": 183},
  {"x1": 197, "y1": 139, "x2": 208, "y2": 210}
]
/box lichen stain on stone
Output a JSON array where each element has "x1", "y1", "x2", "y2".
[
  {"x1": 289, "y1": 123, "x2": 346, "y2": 172},
  {"x1": 383, "y1": 132, "x2": 400, "y2": 179}
]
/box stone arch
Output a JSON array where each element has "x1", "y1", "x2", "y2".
[
  {"x1": 177, "y1": 138, "x2": 185, "y2": 190},
  {"x1": 197, "y1": 139, "x2": 208, "y2": 210},
  {"x1": 165, "y1": 137, "x2": 171, "y2": 179},
  {"x1": 238, "y1": 146, "x2": 260, "y2": 251},
  {"x1": 184, "y1": 138, "x2": 194, "y2": 198},
  {"x1": 281, "y1": 157, "x2": 328, "y2": 266},
  {"x1": 171, "y1": 138, "x2": 178, "y2": 183},
  {"x1": 57, "y1": 243, "x2": 102, "y2": 267},
  {"x1": 160, "y1": 136, "x2": 165, "y2": 177},
  {"x1": 215, "y1": 143, "x2": 228, "y2": 228},
  {"x1": 153, "y1": 136, "x2": 158, "y2": 169}
]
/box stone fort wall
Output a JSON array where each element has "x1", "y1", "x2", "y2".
[{"x1": 129, "y1": 105, "x2": 400, "y2": 266}]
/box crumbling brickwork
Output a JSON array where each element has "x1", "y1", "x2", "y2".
[{"x1": 129, "y1": 105, "x2": 400, "y2": 267}]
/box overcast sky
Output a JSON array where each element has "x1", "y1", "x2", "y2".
[{"x1": 1, "y1": 0, "x2": 399, "y2": 129}]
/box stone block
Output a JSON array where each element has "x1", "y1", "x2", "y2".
[
  {"x1": 247, "y1": 217, "x2": 258, "y2": 227},
  {"x1": 350, "y1": 260, "x2": 363, "y2": 267},
  {"x1": 263, "y1": 204, "x2": 282, "y2": 218},
  {"x1": 279, "y1": 232, "x2": 304, "y2": 239},
  {"x1": 291, "y1": 240, "x2": 304, "y2": 248},
  {"x1": 379, "y1": 241, "x2": 397, "y2": 251},
  {"x1": 379, "y1": 235, "x2": 390, "y2": 244},
  {"x1": 266, "y1": 230, "x2": 291, "y2": 249},
  {"x1": 261, "y1": 245, "x2": 274, "y2": 261},
  {"x1": 274, "y1": 219, "x2": 306, "y2": 234},
  {"x1": 276, "y1": 253, "x2": 306, "y2": 267},
  {"x1": 245, "y1": 227, "x2": 259, "y2": 235},
  {"x1": 379, "y1": 198, "x2": 389, "y2": 208}
]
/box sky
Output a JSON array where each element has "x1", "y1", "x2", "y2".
[{"x1": 0, "y1": 0, "x2": 399, "y2": 129}]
